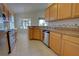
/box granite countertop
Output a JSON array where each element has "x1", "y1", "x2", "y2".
[
  {"x1": 0, "y1": 30, "x2": 8, "y2": 32},
  {"x1": 28, "y1": 26, "x2": 79, "y2": 38},
  {"x1": 40, "y1": 27, "x2": 79, "y2": 38},
  {"x1": 0, "y1": 28, "x2": 17, "y2": 32},
  {"x1": 50, "y1": 29, "x2": 79, "y2": 38}
]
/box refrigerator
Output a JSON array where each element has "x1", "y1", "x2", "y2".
[{"x1": 8, "y1": 15, "x2": 15, "y2": 54}]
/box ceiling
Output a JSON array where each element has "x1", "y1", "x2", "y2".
[{"x1": 7, "y1": 3, "x2": 48, "y2": 14}]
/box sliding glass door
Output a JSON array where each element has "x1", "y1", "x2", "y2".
[{"x1": 21, "y1": 19, "x2": 31, "y2": 29}]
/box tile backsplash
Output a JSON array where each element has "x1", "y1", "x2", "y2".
[{"x1": 48, "y1": 18, "x2": 79, "y2": 28}]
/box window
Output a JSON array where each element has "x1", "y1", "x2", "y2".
[
  {"x1": 39, "y1": 19, "x2": 48, "y2": 26},
  {"x1": 20, "y1": 18, "x2": 31, "y2": 29}
]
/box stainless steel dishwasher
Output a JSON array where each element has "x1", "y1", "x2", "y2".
[{"x1": 43, "y1": 30, "x2": 49, "y2": 46}]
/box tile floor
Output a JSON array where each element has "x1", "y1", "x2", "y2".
[{"x1": 9, "y1": 29, "x2": 57, "y2": 56}]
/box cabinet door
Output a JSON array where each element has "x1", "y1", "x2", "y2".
[
  {"x1": 28, "y1": 28, "x2": 33, "y2": 40},
  {"x1": 50, "y1": 4, "x2": 58, "y2": 21},
  {"x1": 72, "y1": 4, "x2": 79, "y2": 18},
  {"x1": 40, "y1": 30, "x2": 43, "y2": 41},
  {"x1": 62, "y1": 39, "x2": 79, "y2": 56},
  {"x1": 0, "y1": 4, "x2": 3, "y2": 11},
  {"x1": 50, "y1": 32, "x2": 61, "y2": 55},
  {"x1": 45, "y1": 8, "x2": 50, "y2": 21},
  {"x1": 33, "y1": 28, "x2": 41, "y2": 40},
  {"x1": 58, "y1": 3, "x2": 72, "y2": 20},
  {"x1": 50, "y1": 32, "x2": 56, "y2": 50}
]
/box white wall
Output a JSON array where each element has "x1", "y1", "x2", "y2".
[{"x1": 31, "y1": 10, "x2": 44, "y2": 26}]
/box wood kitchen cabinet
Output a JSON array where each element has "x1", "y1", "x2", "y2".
[
  {"x1": 45, "y1": 3, "x2": 79, "y2": 21},
  {"x1": 28, "y1": 27, "x2": 34, "y2": 40},
  {"x1": 49, "y1": 31, "x2": 62, "y2": 55},
  {"x1": 28, "y1": 27, "x2": 43, "y2": 41},
  {"x1": 61, "y1": 35, "x2": 79, "y2": 56},
  {"x1": 3, "y1": 4, "x2": 10, "y2": 20},
  {"x1": 45, "y1": 8, "x2": 50, "y2": 21},
  {"x1": 33, "y1": 28, "x2": 41, "y2": 40},
  {"x1": 40, "y1": 29, "x2": 43, "y2": 41},
  {"x1": 0, "y1": 4, "x2": 3, "y2": 11},
  {"x1": 0, "y1": 4, "x2": 10, "y2": 21},
  {"x1": 45, "y1": 3, "x2": 72, "y2": 21},
  {"x1": 58, "y1": 3, "x2": 72, "y2": 20},
  {"x1": 50, "y1": 4, "x2": 58, "y2": 21},
  {"x1": 72, "y1": 4, "x2": 79, "y2": 18}
]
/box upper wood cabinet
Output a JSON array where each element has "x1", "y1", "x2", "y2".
[
  {"x1": 45, "y1": 3, "x2": 79, "y2": 21},
  {"x1": 50, "y1": 4, "x2": 58, "y2": 20},
  {"x1": 0, "y1": 4, "x2": 10, "y2": 21},
  {"x1": 72, "y1": 4, "x2": 79, "y2": 18},
  {"x1": 0, "y1": 4, "x2": 3, "y2": 11},
  {"x1": 58, "y1": 3, "x2": 72, "y2": 20},
  {"x1": 45, "y1": 8, "x2": 50, "y2": 21}
]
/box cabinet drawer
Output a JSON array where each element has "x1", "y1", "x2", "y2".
[
  {"x1": 50, "y1": 32, "x2": 61, "y2": 38},
  {"x1": 63, "y1": 35, "x2": 79, "y2": 44},
  {"x1": 52, "y1": 35, "x2": 61, "y2": 39}
]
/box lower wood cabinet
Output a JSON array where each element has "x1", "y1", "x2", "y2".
[
  {"x1": 49, "y1": 31, "x2": 79, "y2": 56},
  {"x1": 40, "y1": 29, "x2": 43, "y2": 41},
  {"x1": 49, "y1": 31, "x2": 62, "y2": 55},
  {"x1": 61, "y1": 35, "x2": 79, "y2": 56},
  {"x1": 28, "y1": 27, "x2": 34, "y2": 40},
  {"x1": 62, "y1": 39, "x2": 79, "y2": 56},
  {"x1": 28, "y1": 27, "x2": 43, "y2": 41},
  {"x1": 33, "y1": 28, "x2": 41, "y2": 40}
]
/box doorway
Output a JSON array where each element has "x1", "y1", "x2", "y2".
[{"x1": 20, "y1": 18, "x2": 31, "y2": 29}]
